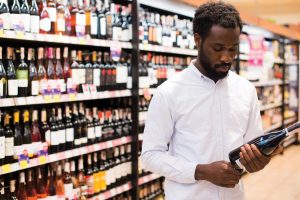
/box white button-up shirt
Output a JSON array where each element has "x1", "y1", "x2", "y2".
[{"x1": 141, "y1": 61, "x2": 263, "y2": 200}]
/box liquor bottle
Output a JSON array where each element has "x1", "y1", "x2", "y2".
[
  {"x1": 112, "y1": 4, "x2": 122, "y2": 41},
  {"x1": 13, "y1": 110, "x2": 22, "y2": 161},
  {"x1": 0, "y1": 0, "x2": 10, "y2": 31},
  {"x1": 0, "y1": 46, "x2": 7, "y2": 98},
  {"x1": 70, "y1": 0, "x2": 78, "y2": 36},
  {"x1": 7, "y1": 47, "x2": 18, "y2": 97},
  {"x1": 125, "y1": 144, "x2": 131, "y2": 180},
  {"x1": 64, "y1": 0, "x2": 72, "y2": 36},
  {"x1": 31, "y1": 110, "x2": 41, "y2": 158},
  {"x1": 47, "y1": 47, "x2": 55, "y2": 95},
  {"x1": 28, "y1": 48, "x2": 39, "y2": 96},
  {"x1": 85, "y1": 154, "x2": 94, "y2": 198},
  {"x1": 37, "y1": 47, "x2": 47, "y2": 95},
  {"x1": 64, "y1": 104, "x2": 74, "y2": 150},
  {"x1": 77, "y1": 50, "x2": 85, "y2": 92},
  {"x1": 26, "y1": 169, "x2": 37, "y2": 200},
  {"x1": 55, "y1": 163, "x2": 65, "y2": 199},
  {"x1": 110, "y1": 53, "x2": 116, "y2": 91},
  {"x1": 17, "y1": 172, "x2": 27, "y2": 200},
  {"x1": 20, "y1": 0, "x2": 30, "y2": 32},
  {"x1": 55, "y1": 0, "x2": 65, "y2": 35},
  {"x1": 104, "y1": 52, "x2": 111, "y2": 91},
  {"x1": 229, "y1": 122, "x2": 300, "y2": 170},
  {"x1": 98, "y1": 151, "x2": 107, "y2": 192},
  {"x1": 10, "y1": 0, "x2": 22, "y2": 32},
  {"x1": 99, "y1": 52, "x2": 105, "y2": 91},
  {"x1": 57, "y1": 107, "x2": 66, "y2": 152},
  {"x1": 97, "y1": 0, "x2": 106, "y2": 39},
  {"x1": 121, "y1": 6, "x2": 129, "y2": 42},
  {"x1": 39, "y1": 0, "x2": 51, "y2": 33},
  {"x1": 70, "y1": 160, "x2": 80, "y2": 199},
  {"x1": 23, "y1": 110, "x2": 33, "y2": 158},
  {"x1": 93, "y1": 107, "x2": 101, "y2": 142},
  {"x1": 92, "y1": 51, "x2": 100, "y2": 91},
  {"x1": 84, "y1": 0, "x2": 91, "y2": 36},
  {"x1": 119, "y1": 145, "x2": 126, "y2": 184},
  {"x1": 76, "y1": 0, "x2": 86, "y2": 37},
  {"x1": 104, "y1": 0, "x2": 112, "y2": 39},
  {"x1": 47, "y1": 0, "x2": 56, "y2": 34},
  {"x1": 90, "y1": 0, "x2": 98, "y2": 38},
  {"x1": 106, "y1": 149, "x2": 115, "y2": 189},
  {"x1": 70, "y1": 50, "x2": 79, "y2": 93},
  {"x1": 79, "y1": 103, "x2": 87, "y2": 146},
  {"x1": 55, "y1": 48, "x2": 65, "y2": 94},
  {"x1": 0, "y1": 112, "x2": 5, "y2": 166},
  {"x1": 40, "y1": 109, "x2": 50, "y2": 152},
  {"x1": 114, "y1": 147, "x2": 121, "y2": 184},
  {"x1": 36, "y1": 167, "x2": 47, "y2": 199},
  {"x1": 63, "y1": 161, "x2": 73, "y2": 200},
  {"x1": 86, "y1": 108, "x2": 95, "y2": 145},
  {"x1": 4, "y1": 113, "x2": 13, "y2": 164},
  {"x1": 84, "y1": 52, "x2": 93, "y2": 86},
  {"x1": 49, "y1": 108, "x2": 59, "y2": 154},
  {"x1": 63, "y1": 47, "x2": 72, "y2": 94},
  {"x1": 93, "y1": 152, "x2": 100, "y2": 194},
  {"x1": 16, "y1": 47, "x2": 29, "y2": 97},
  {"x1": 72, "y1": 104, "x2": 81, "y2": 148},
  {"x1": 46, "y1": 167, "x2": 57, "y2": 199},
  {"x1": 78, "y1": 156, "x2": 87, "y2": 198},
  {"x1": 30, "y1": 0, "x2": 39, "y2": 33}
]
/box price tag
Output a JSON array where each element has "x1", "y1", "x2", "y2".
[
  {"x1": 38, "y1": 155, "x2": 47, "y2": 165},
  {"x1": 19, "y1": 160, "x2": 28, "y2": 169},
  {"x1": 144, "y1": 176, "x2": 149, "y2": 183},
  {"x1": 35, "y1": 96, "x2": 43, "y2": 104},
  {"x1": 2, "y1": 164, "x2": 12, "y2": 174},
  {"x1": 79, "y1": 37, "x2": 87, "y2": 45},
  {"x1": 53, "y1": 94, "x2": 61, "y2": 102},
  {"x1": 44, "y1": 95, "x2": 52, "y2": 103},
  {"x1": 121, "y1": 137, "x2": 127, "y2": 144},
  {"x1": 110, "y1": 188, "x2": 116, "y2": 197},
  {"x1": 16, "y1": 31, "x2": 25, "y2": 39},
  {"x1": 15, "y1": 97, "x2": 26, "y2": 106},
  {"x1": 69, "y1": 93, "x2": 76, "y2": 101},
  {"x1": 111, "y1": 41, "x2": 122, "y2": 62},
  {"x1": 123, "y1": 184, "x2": 130, "y2": 191},
  {"x1": 116, "y1": 186, "x2": 122, "y2": 194},
  {"x1": 87, "y1": 145, "x2": 94, "y2": 152},
  {"x1": 107, "y1": 141, "x2": 113, "y2": 148},
  {"x1": 0, "y1": 30, "x2": 4, "y2": 37}
]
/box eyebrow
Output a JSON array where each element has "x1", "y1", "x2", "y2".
[{"x1": 214, "y1": 43, "x2": 239, "y2": 46}]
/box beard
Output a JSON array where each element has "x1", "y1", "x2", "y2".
[{"x1": 199, "y1": 44, "x2": 231, "y2": 80}]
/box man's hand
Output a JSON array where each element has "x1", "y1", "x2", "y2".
[{"x1": 195, "y1": 161, "x2": 242, "y2": 188}]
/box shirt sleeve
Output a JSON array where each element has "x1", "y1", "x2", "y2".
[
  {"x1": 243, "y1": 85, "x2": 264, "y2": 143},
  {"x1": 141, "y1": 88, "x2": 198, "y2": 184}
]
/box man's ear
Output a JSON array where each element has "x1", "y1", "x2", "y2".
[{"x1": 194, "y1": 33, "x2": 202, "y2": 49}]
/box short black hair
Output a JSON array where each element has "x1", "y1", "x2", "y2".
[{"x1": 193, "y1": 1, "x2": 243, "y2": 40}]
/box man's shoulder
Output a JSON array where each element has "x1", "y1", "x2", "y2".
[{"x1": 228, "y1": 71, "x2": 256, "y2": 91}]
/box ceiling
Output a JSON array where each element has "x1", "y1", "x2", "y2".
[{"x1": 179, "y1": 0, "x2": 300, "y2": 25}]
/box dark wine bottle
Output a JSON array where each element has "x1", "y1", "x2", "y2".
[{"x1": 229, "y1": 122, "x2": 300, "y2": 170}]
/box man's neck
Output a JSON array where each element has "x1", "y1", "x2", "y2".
[{"x1": 193, "y1": 59, "x2": 219, "y2": 83}]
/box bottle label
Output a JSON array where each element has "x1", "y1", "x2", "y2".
[
  {"x1": 116, "y1": 66, "x2": 128, "y2": 84},
  {"x1": 13, "y1": 145, "x2": 23, "y2": 160},
  {"x1": 30, "y1": 15, "x2": 40, "y2": 33},
  {"x1": 40, "y1": 17, "x2": 51, "y2": 32},
  {"x1": 93, "y1": 68, "x2": 100, "y2": 86},
  {"x1": 57, "y1": 17, "x2": 65, "y2": 32},
  {"x1": 66, "y1": 128, "x2": 74, "y2": 142},
  {"x1": 156, "y1": 27, "x2": 162, "y2": 44},
  {"x1": 85, "y1": 175, "x2": 94, "y2": 195},
  {"x1": 0, "y1": 136, "x2": 5, "y2": 159},
  {"x1": 0, "y1": 82, "x2": 3, "y2": 97},
  {"x1": 64, "y1": 183, "x2": 73, "y2": 199},
  {"x1": 5, "y1": 137, "x2": 13, "y2": 156},
  {"x1": 66, "y1": 77, "x2": 74, "y2": 90},
  {"x1": 10, "y1": 13, "x2": 25, "y2": 32},
  {"x1": 0, "y1": 13, "x2": 10, "y2": 30},
  {"x1": 72, "y1": 188, "x2": 80, "y2": 199},
  {"x1": 23, "y1": 143, "x2": 33, "y2": 158},
  {"x1": 57, "y1": 79, "x2": 65, "y2": 93},
  {"x1": 81, "y1": 137, "x2": 87, "y2": 144},
  {"x1": 112, "y1": 27, "x2": 122, "y2": 41},
  {"x1": 31, "y1": 80, "x2": 39, "y2": 95},
  {"x1": 39, "y1": 79, "x2": 48, "y2": 94},
  {"x1": 128, "y1": 24, "x2": 132, "y2": 41},
  {"x1": 74, "y1": 138, "x2": 81, "y2": 146},
  {"x1": 80, "y1": 185, "x2": 88, "y2": 196},
  {"x1": 51, "y1": 130, "x2": 59, "y2": 145},
  {"x1": 75, "y1": 13, "x2": 86, "y2": 37},
  {"x1": 21, "y1": 13, "x2": 30, "y2": 32},
  {"x1": 60, "y1": 129, "x2": 66, "y2": 144},
  {"x1": 87, "y1": 127, "x2": 95, "y2": 139},
  {"x1": 122, "y1": 29, "x2": 129, "y2": 41},
  {"x1": 95, "y1": 125, "x2": 102, "y2": 138},
  {"x1": 33, "y1": 141, "x2": 42, "y2": 156},
  {"x1": 45, "y1": 130, "x2": 51, "y2": 146},
  {"x1": 48, "y1": 7, "x2": 57, "y2": 22},
  {"x1": 8, "y1": 79, "x2": 18, "y2": 96},
  {"x1": 100, "y1": 17, "x2": 106, "y2": 36},
  {"x1": 71, "y1": 69, "x2": 79, "y2": 85},
  {"x1": 90, "y1": 15, "x2": 98, "y2": 35},
  {"x1": 16, "y1": 70, "x2": 29, "y2": 87},
  {"x1": 79, "y1": 69, "x2": 86, "y2": 84},
  {"x1": 46, "y1": 195, "x2": 58, "y2": 200}
]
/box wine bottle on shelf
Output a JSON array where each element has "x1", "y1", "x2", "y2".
[
  {"x1": 13, "y1": 110, "x2": 23, "y2": 161},
  {"x1": 112, "y1": 4, "x2": 122, "y2": 41},
  {"x1": 70, "y1": 160, "x2": 80, "y2": 199},
  {"x1": 22, "y1": 109, "x2": 33, "y2": 158},
  {"x1": 40, "y1": 109, "x2": 50, "y2": 153},
  {"x1": 28, "y1": 48, "x2": 39, "y2": 96},
  {"x1": 90, "y1": 0, "x2": 98, "y2": 38},
  {"x1": 39, "y1": 0, "x2": 51, "y2": 34},
  {"x1": 20, "y1": 0, "x2": 30, "y2": 32},
  {"x1": 229, "y1": 122, "x2": 300, "y2": 170},
  {"x1": 84, "y1": 0, "x2": 91, "y2": 36},
  {"x1": 37, "y1": 47, "x2": 47, "y2": 95},
  {"x1": 64, "y1": 104, "x2": 74, "y2": 150},
  {"x1": 36, "y1": 167, "x2": 47, "y2": 199},
  {"x1": 31, "y1": 110, "x2": 41, "y2": 158},
  {"x1": 0, "y1": 112, "x2": 5, "y2": 166},
  {"x1": 92, "y1": 51, "x2": 100, "y2": 91},
  {"x1": 77, "y1": 50, "x2": 85, "y2": 93},
  {"x1": 46, "y1": 166, "x2": 57, "y2": 199},
  {"x1": 86, "y1": 108, "x2": 95, "y2": 145},
  {"x1": 97, "y1": 0, "x2": 106, "y2": 39},
  {"x1": 99, "y1": 52, "x2": 106, "y2": 91},
  {"x1": 79, "y1": 102, "x2": 87, "y2": 146},
  {"x1": 26, "y1": 169, "x2": 37, "y2": 200},
  {"x1": 0, "y1": 0, "x2": 10, "y2": 31},
  {"x1": 104, "y1": 0, "x2": 112, "y2": 40},
  {"x1": 47, "y1": 0, "x2": 57, "y2": 34},
  {"x1": 56, "y1": 47, "x2": 65, "y2": 94},
  {"x1": 85, "y1": 154, "x2": 94, "y2": 198},
  {"x1": 99, "y1": 150, "x2": 107, "y2": 191},
  {"x1": 76, "y1": 0, "x2": 86, "y2": 37},
  {"x1": 16, "y1": 47, "x2": 29, "y2": 97},
  {"x1": 70, "y1": 50, "x2": 79, "y2": 93},
  {"x1": 7, "y1": 47, "x2": 18, "y2": 97},
  {"x1": 63, "y1": 47, "x2": 72, "y2": 94},
  {"x1": 55, "y1": 0, "x2": 65, "y2": 35},
  {"x1": 72, "y1": 103, "x2": 82, "y2": 148},
  {"x1": 93, "y1": 152, "x2": 101, "y2": 195},
  {"x1": 4, "y1": 113, "x2": 13, "y2": 164},
  {"x1": 84, "y1": 52, "x2": 93, "y2": 86},
  {"x1": 10, "y1": 0, "x2": 22, "y2": 32},
  {"x1": 47, "y1": 47, "x2": 55, "y2": 95},
  {"x1": 93, "y1": 107, "x2": 102, "y2": 143},
  {"x1": 0, "y1": 46, "x2": 7, "y2": 98},
  {"x1": 64, "y1": 0, "x2": 72, "y2": 36},
  {"x1": 78, "y1": 156, "x2": 87, "y2": 198},
  {"x1": 57, "y1": 107, "x2": 66, "y2": 152},
  {"x1": 55, "y1": 163, "x2": 65, "y2": 199},
  {"x1": 49, "y1": 108, "x2": 59, "y2": 154},
  {"x1": 63, "y1": 161, "x2": 73, "y2": 200},
  {"x1": 17, "y1": 172, "x2": 27, "y2": 200},
  {"x1": 30, "y1": 0, "x2": 39, "y2": 33}
]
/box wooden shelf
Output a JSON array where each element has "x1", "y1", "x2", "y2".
[
  {"x1": 138, "y1": 173, "x2": 161, "y2": 185},
  {"x1": 260, "y1": 102, "x2": 282, "y2": 111},
  {"x1": 0, "y1": 136, "x2": 132, "y2": 175},
  {"x1": 90, "y1": 182, "x2": 132, "y2": 200},
  {"x1": 139, "y1": 43, "x2": 197, "y2": 56},
  {"x1": 0, "y1": 90, "x2": 131, "y2": 108},
  {"x1": 0, "y1": 30, "x2": 132, "y2": 49}
]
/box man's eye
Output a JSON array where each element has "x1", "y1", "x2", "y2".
[
  {"x1": 230, "y1": 47, "x2": 238, "y2": 52},
  {"x1": 213, "y1": 47, "x2": 223, "y2": 52}
]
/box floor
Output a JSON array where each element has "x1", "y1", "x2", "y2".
[{"x1": 242, "y1": 144, "x2": 300, "y2": 200}]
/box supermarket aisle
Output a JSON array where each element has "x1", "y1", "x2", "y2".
[{"x1": 243, "y1": 144, "x2": 300, "y2": 200}]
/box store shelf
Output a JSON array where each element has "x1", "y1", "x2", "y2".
[
  {"x1": 91, "y1": 182, "x2": 132, "y2": 200},
  {"x1": 284, "y1": 116, "x2": 297, "y2": 126},
  {"x1": 138, "y1": 133, "x2": 144, "y2": 141},
  {"x1": 0, "y1": 90, "x2": 132, "y2": 108},
  {"x1": 274, "y1": 58, "x2": 284, "y2": 64},
  {"x1": 239, "y1": 54, "x2": 249, "y2": 61},
  {"x1": 138, "y1": 173, "x2": 161, "y2": 185},
  {"x1": 264, "y1": 122, "x2": 282, "y2": 133},
  {"x1": 139, "y1": 43, "x2": 197, "y2": 56},
  {"x1": 260, "y1": 102, "x2": 283, "y2": 111},
  {"x1": 139, "y1": 88, "x2": 156, "y2": 96},
  {"x1": 0, "y1": 136, "x2": 132, "y2": 175},
  {"x1": 0, "y1": 30, "x2": 132, "y2": 49},
  {"x1": 252, "y1": 79, "x2": 283, "y2": 87}
]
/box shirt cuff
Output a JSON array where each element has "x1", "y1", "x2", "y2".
[{"x1": 182, "y1": 162, "x2": 198, "y2": 184}]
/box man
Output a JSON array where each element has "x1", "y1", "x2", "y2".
[{"x1": 141, "y1": 2, "x2": 283, "y2": 200}]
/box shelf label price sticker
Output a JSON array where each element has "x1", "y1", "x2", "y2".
[
  {"x1": 16, "y1": 31, "x2": 25, "y2": 39},
  {"x1": 38, "y1": 155, "x2": 47, "y2": 165},
  {"x1": 111, "y1": 41, "x2": 122, "y2": 62},
  {"x1": 123, "y1": 184, "x2": 130, "y2": 191},
  {"x1": 2, "y1": 164, "x2": 12, "y2": 174},
  {"x1": 107, "y1": 141, "x2": 113, "y2": 148},
  {"x1": 69, "y1": 93, "x2": 76, "y2": 101},
  {"x1": 43, "y1": 94, "x2": 52, "y2": 103},
  {"x1": 121, "y1": 137, "x2": 127, "y2": 144},
  {"x1": 19, "y1": 160, "x2": 28, "y2": 169}
]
